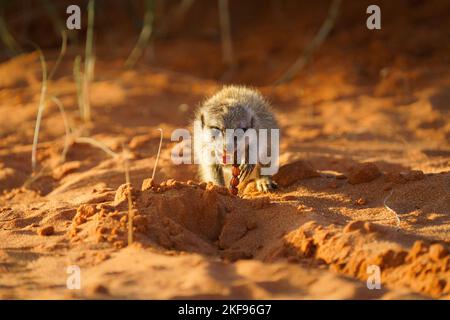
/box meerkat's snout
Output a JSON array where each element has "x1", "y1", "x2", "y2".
[{"x1": 193, "y1": 86, "x2": 279, "y2": 194}]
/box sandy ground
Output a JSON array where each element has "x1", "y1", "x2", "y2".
[{"x1": 0, "y1": 0, "x2": 449, "y2": 299}]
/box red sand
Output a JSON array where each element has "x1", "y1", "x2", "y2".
[{"x1": 0, "y1": 0, "x2": 449, "y2": 299}]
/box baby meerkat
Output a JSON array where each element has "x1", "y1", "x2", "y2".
[{"x1": 193, "y1": 86, "x2": 279, "y2": 193}]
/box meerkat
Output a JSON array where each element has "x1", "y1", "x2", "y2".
[{"x1": 193, "y1": 85, "x2": 279, "y2": 193}]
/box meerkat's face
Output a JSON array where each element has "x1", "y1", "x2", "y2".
[
  {"x1": 199, "y1": 103, "x2": 256, "y2": 163},
  {"x1": 200, "y1": 104, "x2": 255, "y2": 132}
]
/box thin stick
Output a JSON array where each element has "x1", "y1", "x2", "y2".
[
  {"x1": 48, "y1": 31, "x2": 67, "y2": 81},
  {"x1": 31, "y1": 46, "x2": 48, "y2": 173},
  {"x1": 24, "y1": 167, "x2": 48, "y2": 188},
  {"x1": 30, "y1": 30, "x2": 67, "y2": 172},
  {"x1": 0, "y1": 13, "x2": 21, "y2": 55},
  {"x1": 274, "y1": 0, "x2": 342, "y2": 85},
  {"x1": 383, "y1": 189, "x2": 401, "y2": 227},
  {"x1": 85, "y1": 0, "x2": 95, "y2": 65},
  {"x1": 157, "y1": 0, "x2": 195, "y2": 36},
  {"x1": 41, "y1": 0, "x2": 64, "y2": 38},
  {"x1": 125, "y1": 0, "x2": 155, "y2": 68},
  {"x1": 172, "y1": 0, "x2": 195, "y2": 21},
  {"x1": 74, "y1": 137, "x2": 118, "y2": 158},
  {"x1": 25, "y1": 135, "x2": 117, "y2": 188},
  {"x1": 83, "y1": 0, "x2": 95, "y2": 122},
  {"x1": 152, "y1": 129, "x2": 163, "y2": 180},
  {"x1": 73, "y1": 55, "x2": 84, "y2": 119},
  {"x1": 218, "y1": 0, "x2": 234, "y2": 67},
  {"x1": 50, "y1": 96, "x2": 73, "y2": 163}
]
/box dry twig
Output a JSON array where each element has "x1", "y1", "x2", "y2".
[{"x1": 274, "y1": 0, "x2": 342, "y2": 85}]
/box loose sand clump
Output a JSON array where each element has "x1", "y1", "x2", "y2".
[
  {"x1": 273, "y1": 160, "x2": 320, "y2": 187},
  {"x1": 347, "y1": 163, "x2": 382, "y2": 185},
  {"x1": 385, "y1": 170, "x2": 426, "y2": 184},
  {"x1": 38, "y1": 225, "x2": 55, "y2": 236}
]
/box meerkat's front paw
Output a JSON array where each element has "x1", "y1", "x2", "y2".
[{"x1": 255, "y1": 177, "x2": 278, "y2": 192}]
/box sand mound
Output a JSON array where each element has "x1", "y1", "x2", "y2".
[
  {"x1": 57, "y1": 173, "x2": 450, "y2": 298},
  {"x1": 70, "y1": 182, "x2": 220, "y2": 254},
  {"x1": 68, "y1": 179, "x2": 282, "y2": 261}
]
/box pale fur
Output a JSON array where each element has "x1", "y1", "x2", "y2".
[{"x1": 193, "y1": 85, "x2": 278, "y2": 192}]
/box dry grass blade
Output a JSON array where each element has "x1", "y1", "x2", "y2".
[
  {"x1": 218, "y1": 0, "x2": 234, "y2": 67},
  {"x1": 85, "y1": 0, "x2": 95, "y2": 64},
  {"x1": 26, "y1": 133, "x2": 118, "y2": 188},
  {"x1": 82, "y1": 0, "x2": 95, "y2": 122},
  {"x1": 74, "y1": 137, "x2": 118, "y2": 158},
  {"x1": 41, "y1": 0, "x2": 78, "y2": 44},
  {"x1": 157, "y1": 0, "x2": 195, "y2": 36},
  {"x1": 0, "y1": 12, "x2": 21, "y2": 54},
  {"x1": 124, "y1": 129, "x2": 163, "y2": 246},
  {"x1": 125, "y1": 0, "x2": 155, "y2": 68},
  {"x1": 41, "y1": 0, "x2": 64, "y2": 37},
  {"x1": 73, "y1": 55, "x2": 84, "y2": 119},
  {"x1": 50, "y1": 96, "x2": 73, "y2": 163},
  {"x1": 72, "y1": 1, "x2": 95, "y2": 123},
  {"x1": 274, "y1": 0, "x2": 342, "y2": 85},
  {"x1": 383, "y1": 189, "x2": 401, "y2": 227},
  {"x1": 31, "y1": 30, "x2": 67, "y2": 173},
  {"x1": 23, "y1": 167, "x2": 48, "y2": 188},
  {"x1": 48, "y1": 31, "x2": 67, "y2": 81},
  {"x1": 152, "y1": 128, "x2": 163, "y2": 180},
  {"x1": 31, "y1": 46, "x2": 48, "y2": 173}
]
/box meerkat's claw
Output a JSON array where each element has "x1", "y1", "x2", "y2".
[
  {"x1": 256, "y1": 177, "x2": 277, "y2": 193},
  {"x1": 239, "y1": 163, "x2": 255, "y2": 182}
]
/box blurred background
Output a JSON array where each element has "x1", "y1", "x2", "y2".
[
  {"x1": 1, "y1": 0, "x2": 449, "y2": 84},
  {"x1": 0, "y1": 0, "x2": 449, "y2": 192}
]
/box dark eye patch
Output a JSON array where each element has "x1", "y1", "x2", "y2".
[{"x1": 208, "y1": 126, "x2": 223, "y2": 132}]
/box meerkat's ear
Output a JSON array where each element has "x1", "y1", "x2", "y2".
[{"x1": 200, "y1": 114, "x2": 205, "y2": 128}]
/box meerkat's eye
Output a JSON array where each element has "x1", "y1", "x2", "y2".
[
  {"x1": 208, "y1": 126, "x2": 223, "y2": 139},
  {"x1": 200, "y1": 114, "x2": 205, "y2": 128},
  {"x1": 208, "y1": 126, "x2": 223, "y2": 132}
]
